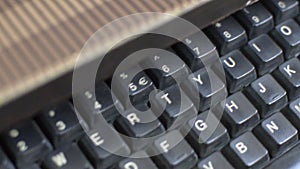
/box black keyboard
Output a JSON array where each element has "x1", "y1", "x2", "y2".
[{"x1": 2, "y1": 0, "x2": 300, "y2": 169}]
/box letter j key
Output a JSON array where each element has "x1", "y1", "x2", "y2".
[{"x1": 246, "y1": 74, "x2": 288, "y2": 117}]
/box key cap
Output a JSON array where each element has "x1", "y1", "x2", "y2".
[
  {"x1": 113, "y1": 66, "x2": 155, "y2": 107},
  {"x1": 223, "y1": 132, "x2": 269, "y2": 169},
  {"x1": 245, "y1": 74, "x2": 288, "y2": 117},
  {"x1": 142, "y1": 50, "x2": 189, "y2": 89},
  {"x1": 36, "y1": 102, "x2": 83, "y2": 147},
  {"x1": 151, "y1": 85, "x2": 197, "y2": 129},
  {"x1": 172, "y1": 31, "x2": 219, "y2": 71},
  {"x1": 284, "y1": 98, "x2": 300, "y2": 130},
  {"x1": 43, "y1": 144, "x2": 93, "y2": 169},
  {"x1": 236, "y1": 2, "x2": 274, "y2": 39},
  {"x1": 1, "y1": 121, "x2": 52, "y2": 167},
  {"x1": 265, "y1": 144, "x2": 300, "y2": 169},
  {"x1": 184, "y1": 110, "x2": 230, "y2": 157},
  {"x1": 117, "y1": 151, "x2": 158, "y2": 169},
  {"x1": 75, "y1": 81, "x2": 122, "y2": 127},
  {"x1": 205, "y1": 16, "x2": 247, "y2": 55},
  {"x1": 274, "y1": 58, "x2": 300, "y2": 100},
  {"x1": 0, "y1": 147, "x2": 15, "y2": 169},
  {"x1": 254, "y1": 112, "x2": 298, "y2": 157},
  {"x1": 197, "y1": 152, "x2": 234, "y2": 169},
  {"x1": 79, "y1": 127, "x2": 130, "y2": 169},
  {"x1": 262, "y1": 0, "x2": 299, "y2": 24},
  {"x1": 114, "y1": 104, "x2": 165, "y2": 138},
  {"x1": 271, "y1": 19, "x2": 300, "y2": 59},
  {"x1": 181, "y1": 68, "x2": 227, "y2": 111},
  {"x1": 243, "y1": 34, "x2": 284, "y2": 76},
  {"x1": 221, "y1": 50, "x2": 257, "y2": 93},
  {"x1": 222, "y1": 92, "x2": 259, "y2": 137},
  {"x1": 150, "y1": 130, "x2": 198, "y2": 169}
]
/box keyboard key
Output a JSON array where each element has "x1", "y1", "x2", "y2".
[
  {"x1": 246, "y1": 74, "x2": 288, "y2": 117},
  {"x1": 75, "y1": 81, "x2": 122, "y2": 127},
  {"x1": 206, "y1": 16, "x2": 247, "y2": 55},
  {"x1": 185, "y1": 111, "x2": 230, "y2": 157},
  {"x1": 223, "y1": 132, "x2": 269, "y2": 169},
  {"x1": 221, "y1": 50, "x2": 257, "y2": 93},
  {"x1": 114, "y1": 104, "x2": 165, "y2": 138},
  {"x1": 0, "y1": 147, "x2": 15, "y2": 169},
  {"x1": 42, "y1": 144, "x2": 93, "y2": 169},
  {"x1": 243, "y1": 34, "x2": 284, "y2": 76},
  {"x1": 36, "y1": 102, "x2": 83, "y2": 147},
  {"x1": 274, "y1": 58, "x2": 300, "y2": 100},
  {"x1": 113, "y1": 66, "x2": 155, "y2": 107},
  {"x1": 222, "y1": 92, "x2": 259, "y2": 137},
  {"x1": 197, "y1": 152, "x2": 234, "y2": 169},
  {"x1": 1, "y1": 121, "x2": 52, "y2": 167},
  {"x1": 181, "y1": 68, "x2": 227, "y2": 111},
  {"x1": 117, "y1": 151, "x2": 158, "y2": 169},
  {"x1": 284, "y1": 98, "x2": 300, "y2": 130},
  {"x1": 151, "y1": 85, "x2": 197, "y2": 129},
  {"x1": 271, "y1": 19, "x2": 300, "y2": 59},
  {"x1": 150, "y1": 130, "x2": 198, "y2": 169},
  {"x1": 236, "y1": 2, "x2": 274, "y2": 39},
  {"x1": 172, "y1": 31, "x2": 219, "y2": 71},
  {"x1": 263, "y1": 0, "x2": 299, "y2": 24},
  {"x1": 142, "y1": 50, "x2": 189, "y2": 89},
  {"x1": 79, "y1": 127, "x2": 130, "y2": 169},
  {"x1": 254, "y1": 112, "x2": 298, "y2": 157}
]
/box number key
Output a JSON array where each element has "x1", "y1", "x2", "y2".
[
  {"x1": 113, "y1": 66, "x2": 155, "y2": 108},
  {"x1": 172, "y1": 31, "x2": 219, "y2": 71},
  {"x1": 1, "y1": 121, "x2": 52, "y2": 167},
  {"x1": 236, "y1": 2, "x2": 274, "y2": 38},
  {"x1": 36, "y1": 102, "x2": 83, "y2": 147},
  {"x1": 142, "y1": 50, "x2": 189, "y2": 89},
  {"x1": 205, "y1": 16, "x2": 247, "y2": 55},
  {"x1": 263, "y1": 0, "x2": 299, "y2": 24}
]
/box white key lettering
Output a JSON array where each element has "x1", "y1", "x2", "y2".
[
  {"x1": 192, "y1": 74, "x2": 203, "y2": 85},
  {"x1": 236, "y1": 142, "x2": 248, "y2": 154},
  {"x1": 160, "y1": 140, "x2": 170, "y2": 153},
  {"x1": 226, "y1": 100, "x2": 239, "y2": 112},
  {"x1": 52, "y1": 152, "x2": 67, "y2": 167},
  {"x1": 283, "y1": 65, "x2": 296, "y2": 77},
  {"x1": 195, "y1": 120, "x2": 208, "y2": 131},
  {"x1": 127, "y1": 113, "x2": 141, "y2": 125},
  {"x1": 258, "y1": 83, "x2": 266, "y2": 93},
  {"x1": 280, "y1": 25, "x2": 292, "y2": 36},
  {"x1": 124, "y1": 162, "x2": 138, "y2": 169},
  {"x1": 266, "y1": 121, "x2": 279, "y2": 133},
  {"x1": 89, "y1": 132, "x2": 104, "y2": 146},
  {"x1": 161, "y1": 93, "x2": 172, "y2": 104},
  {"x1": 203, "y1": 161, "x2": 214, "y2": 169},
  {"x1": 223, "y1": 57, "x2": 236, "y2": 68}
]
